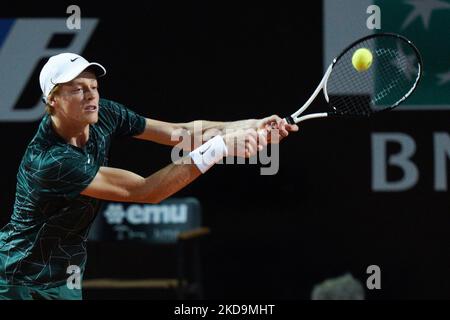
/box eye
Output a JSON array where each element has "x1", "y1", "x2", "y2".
[{"x1": 72, "y1": 88, "x2": 82, "y2": 93}]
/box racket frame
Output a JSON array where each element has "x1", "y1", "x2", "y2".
[{"x1": 285, "y1": 33, "x2": 423, "y2": 125}]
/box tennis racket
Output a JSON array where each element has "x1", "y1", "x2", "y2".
[{"x1": 284, "y1": 33, "x2": 423, "y2": 125}]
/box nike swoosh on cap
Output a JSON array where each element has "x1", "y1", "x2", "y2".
[{"x1": 199, "y1": 145, "x2": 211, "y2": 155}]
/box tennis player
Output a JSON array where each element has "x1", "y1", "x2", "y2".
[{"x1": 0, "y1": 53, "x2": 298, "y2": 300}]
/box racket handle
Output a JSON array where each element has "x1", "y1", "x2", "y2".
[{"x1": 285, "y1": 116, "x2": 295, "y2": 125}]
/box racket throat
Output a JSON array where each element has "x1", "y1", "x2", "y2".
[{"x1": 285, "y1": 116, "x2": 295, "y2": 125}]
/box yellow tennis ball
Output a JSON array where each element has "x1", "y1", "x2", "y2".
[{"x1": 352, "y1": 48, "x2": 373, "y2": 72}]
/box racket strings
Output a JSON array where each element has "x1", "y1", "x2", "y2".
[{"x1": 325, "y1": 36, "x2": 420, "y2": 116}]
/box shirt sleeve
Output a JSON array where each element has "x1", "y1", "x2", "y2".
[
  {"x1": 31, "y1": 151, "x2": 100, "y2": 200},
  {"x1": 98, "y1": 99, "x2": 147, "y2": 138}
]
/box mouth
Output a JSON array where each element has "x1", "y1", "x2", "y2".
[{"x1": 84, "y1": 105, "x2": 98, "y2": 112}]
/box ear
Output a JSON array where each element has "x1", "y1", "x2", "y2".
[{"x1": 48, "y1": 94, "x2": 57, "y2": 107}]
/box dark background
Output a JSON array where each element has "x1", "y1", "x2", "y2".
[{"x1": 1, "y1": 1, "x2": 449, "y2": 300}]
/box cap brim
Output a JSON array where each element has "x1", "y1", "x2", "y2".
[
  {"x1": 52, "y1": 62, "x2": 106, "y2": 85},
  {"x1": 84, "y1": 63, "x2": 107, "y2": 78}
]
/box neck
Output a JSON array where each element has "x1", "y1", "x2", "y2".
[{"x1": 50, "y1": 115, "x2": 90, "y2": 148}]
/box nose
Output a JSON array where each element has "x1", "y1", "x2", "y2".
[{"x1": 84, "y1": 88, "x2": 97, "y2": 100}]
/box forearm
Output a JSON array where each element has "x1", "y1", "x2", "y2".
[
  {"x1": 135, "y1": 117, "x2": 260, "y2": 151},
  {"x1": 131, "y1": 133, "x2": 229, "y2": 202},
  {"x1": 148, "y1": 119, "x2": 259, "y2": 150},
  {"x1": 185, "y1": 119, "x2": 258, "y2": 135},
  {"x1": 132, "y1": 157, "x2": 201, "y2": 203},
  {"x1": 183, "y1": 119, "x2": 258, "y2": 150},
  {"x1": 81, "y1": 162, "x2": 201, "y2": 204},
  {"x1": 135, "y1": 119, "x2": 249, "y2": 148}
]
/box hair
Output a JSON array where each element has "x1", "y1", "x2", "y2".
[{"x1": 45, "y1": 85, "x2": 59, "y2": 115}]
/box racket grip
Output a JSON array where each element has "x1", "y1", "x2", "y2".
[{"x1": 285, "y1": 116, "x2": 295, "y2": 125}]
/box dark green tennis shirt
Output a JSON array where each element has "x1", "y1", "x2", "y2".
[{"x1": 0, "y1": 99, "x2": 146, "y2": 292}]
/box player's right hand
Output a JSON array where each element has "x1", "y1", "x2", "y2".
[
  {"x1": 260, "y1": 116, "x2": 299, "y2": 144},
  {"x1": 223, "y1": 128, "x2": 267, "y2": 158}
]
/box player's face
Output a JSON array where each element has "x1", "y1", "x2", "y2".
[{"x1": 52, "y1": 71, "x2": 100, "y2": 125}]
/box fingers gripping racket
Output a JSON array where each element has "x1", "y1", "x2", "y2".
[{"x1": 285, "y1": 33, "x2": 423, "y2": 125}]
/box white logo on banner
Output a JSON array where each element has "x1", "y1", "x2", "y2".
[
  {"x1": 103, "y1": 203, "x2": 189, "y2": 225},
  {"x1": 372, "y1": 132, "x2": 450, "y2": 191},
  {"x1": 0, "y1": 18, "x2": 98, "y2": 122}
]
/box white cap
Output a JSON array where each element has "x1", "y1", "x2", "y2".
[{"x1": 39, "y1": 53, "x2": 106, "y2": 103}]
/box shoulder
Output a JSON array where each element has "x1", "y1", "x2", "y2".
[
  {"x1": 97, "y1": 98, "x2": 146, "y2": 137},
  {"x1": 99, "y1": 98, "x2": 126, "y2": 114},
  {"x1": 99, "y1": 98, "x2": 117, "y2": 108},
  {"x1": 20, "y1": 146, "x2": 98, "y2": 198},
  {"x1": 24, "y1": 144, "x2": 84, "y2": 173},
  {"x1": 98, "y1": 98, "x2": 126, "y2": 123},
  {"x1": 23, "y1": 146, "x2": 96, "y2": 189}
]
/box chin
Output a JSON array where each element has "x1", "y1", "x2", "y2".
[{"x1": 86, "y1": 114, "x2": 99, "y2": 124}]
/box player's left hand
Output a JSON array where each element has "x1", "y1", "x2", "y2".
[{"x1": 256, "y1": 115, "x2": 299, "y2": 144}]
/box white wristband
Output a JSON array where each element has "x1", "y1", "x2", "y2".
[{"x1": 189, "y1": 135, "x2": 228, "y2": 173}]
